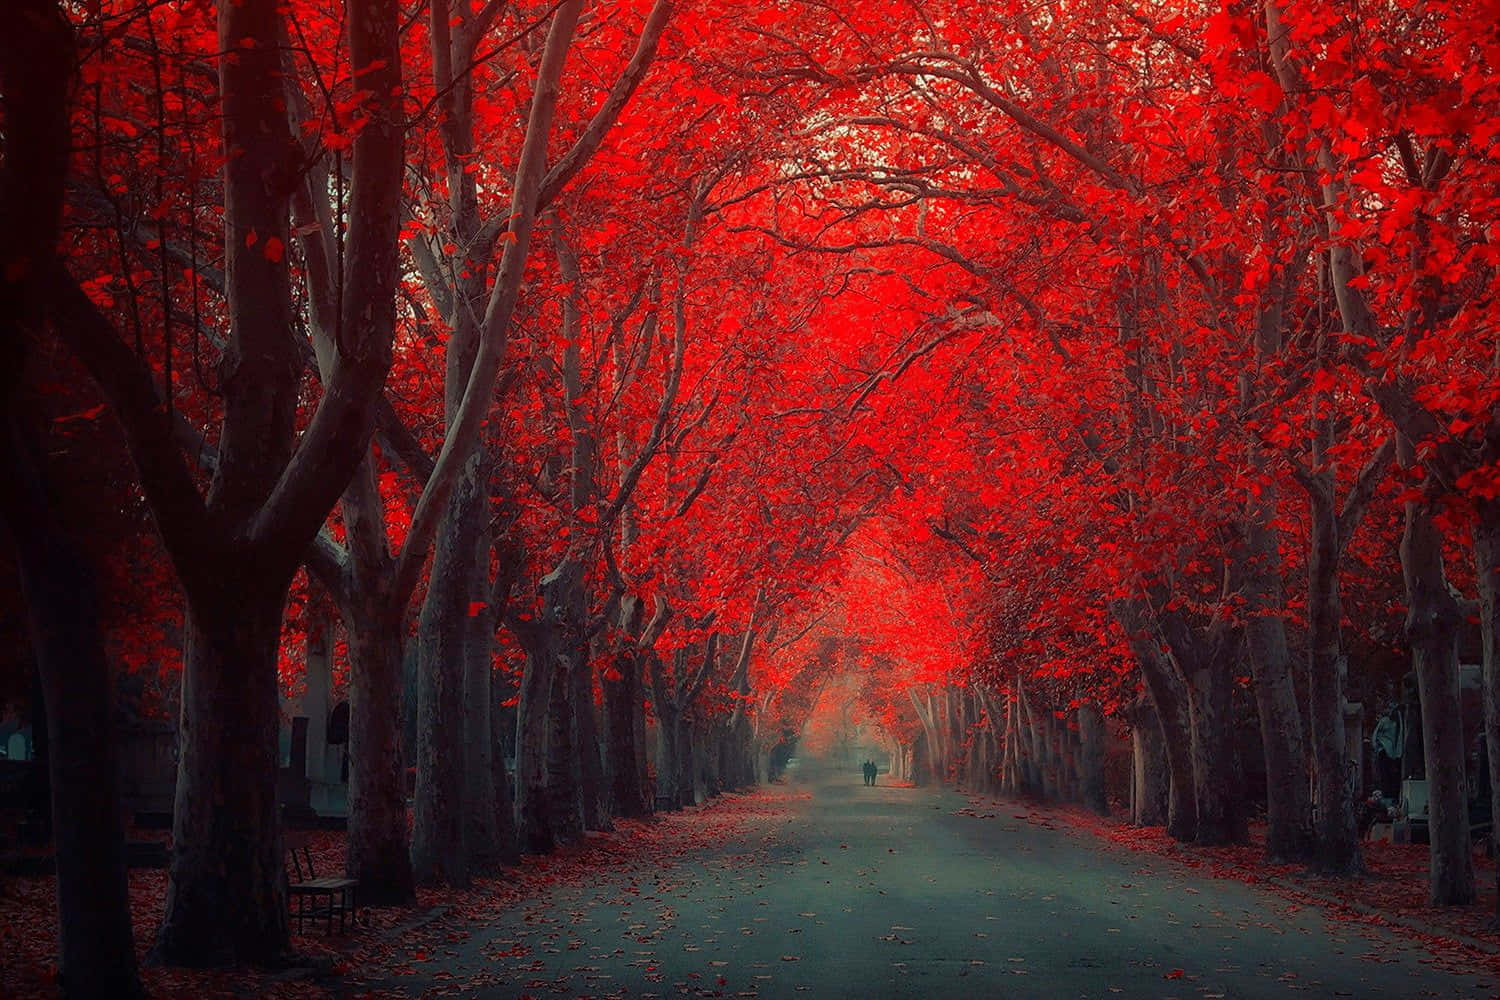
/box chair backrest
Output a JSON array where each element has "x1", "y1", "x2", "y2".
[{"x1": 283, "y1": 832, "x2": 316, "y2": 882}]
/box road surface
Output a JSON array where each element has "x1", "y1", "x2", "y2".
[{"x1": 360, "y1": 763, "x2": 1499, "y2": 998}]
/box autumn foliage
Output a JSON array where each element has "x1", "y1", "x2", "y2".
[{"x1": 3, "y1": 0, "x2": 1500, "y2": 988}]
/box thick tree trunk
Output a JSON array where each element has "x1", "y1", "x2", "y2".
[
  {"x1": 337, "y1": 450, "x2": 415, "y2": 905},
  {"x1": 153, "y1": 0, "x2": 305, "y2": 963},
  {"x1": 345, "y1": 609, "x2": 415, "y2": 904},
  {"x1": 1129, "y1": 702, "x2": 1169, "y2": 827},
  {"x1": 656, "y1": 704, "x2": 683, "y2": 810},
  {"x1": 463, "y1": 531, "x2": 503, "y2": 867},
  {"x1": 490, "y1": 695, "x2": 520, "y2": 866},
  {"x1": 411, "y1": 456, "x2": 483, "y2": 887},
  {"x1": 603, "y1": 645, "x2": 649, "y2": 817},
  {"x1": 516, "y1": 640, "x2": 556, "y2": 854},
  {"x1": 1160, "y1": 605, "x2": 1247, "y2": 847},
  {"x1": 572, "y1": 637, "x2": 611, "y2": 831},
  {"x1": 1020, "y1": 686, "x2": 1044, "y2": 797},
  {"x1": 1308, "y1": 481, "x2": 1362, "y2": 873},
  {"x1": 0, "y1": 0, "x2": 140, "y2": 982},
  {"x1": 1078, "y1": 704, "x2": 1108, "y2": 816},
  {"x1": 1117, "y1": 601, "x2": 1196, "y2": 840},
  {"x1": 564, "y1": 629, "x2": 606, "y2": 833},
  {"x1": 545, "y1": 642, "x2": 583, "y2": 841},
  {"x1": 0, "y1": 409, "x2": 143, "y2": 997},
  {"x1": 155, "y1": 590, "x2": 290, "y2": 965},
  {"x1": 1472, "y1": 500, "x2": 1500, "y2": 921},
  {"x1": 733, "y1": 718, "x2": 755, "y2": 789},
  {"x1": 683, "y1": 712, "x2": 706, "y2": 806},
  {"x1": 1062, "y1": 718, "x2": 1081, "y2": 802},
  {"x1": 542, "y1": 559, "x2": 586, "y2": 841},
  {"x1": 1242, "y1": 520, "x2": 1314, "y2": 860},
  {"x1": 634, "y1": 656, "x2": 653, "y2": 812},
  {"x1": 1403, "y1": 492, "x2": 1474, "y2": 905},
  {"x1": 1038, "y1": 709, "x2": 1056, "y2": 800},
  {"x1": 1182, "y1": 656, "x2": 1246, "y2": 846}
]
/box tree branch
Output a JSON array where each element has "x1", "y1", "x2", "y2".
[{"x1": 535, "y1": 0, "x2": 673, "y2": 209}]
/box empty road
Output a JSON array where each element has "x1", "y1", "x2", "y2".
[{"x1": 359, "y1": 763, "x2": 1498, "y2": 998}]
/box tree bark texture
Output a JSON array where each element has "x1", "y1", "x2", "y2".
[
  {"x1": 1116, "y1": 600, "x2": 1196, "y2": 841},
  {"x1": 1129, "y1": 702, "x2": 1169, "y2": 827},
  {"x1": 463, "y1": 516, "x2": 503, "y2": 867},
  {"x1": 1307, "y1": 466, "x2": 1362, "y2": 873},
  {"x1": 1472, "y1": 499, "x2": 1500, "y2": 919},
  {"x1": 0, "y1": 1, "x2": 144, "y2": 992},
  {"x1": 1242, "y1": 511, "x2": 1314, "y2": 861},
  {"x1": 1078, "y1": 704, "x2": 1109, "y2": 816},
  {"x1": 156, "y1": 589, "x2": 290, "y2": 964},
  {"x1": 345, "y1": 604, "x2": 415, "y2": 904},
  {"x1": 1403, "y1": 488, "x2": 1474, "y2": 905},
  {"x1": 411, "y1": 454, "x2": 483, "y2": 887},
  {"x1": 0, "y1": 412, "x2": 144, "y2": 995}
]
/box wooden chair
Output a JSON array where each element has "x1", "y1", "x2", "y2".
[{"x1": 284, "y1": 832, "x2": 359, "y2": 934}]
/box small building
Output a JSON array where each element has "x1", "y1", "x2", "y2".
[{"x1": 278, "y1": 617, "x2": 348, "y2": 825}]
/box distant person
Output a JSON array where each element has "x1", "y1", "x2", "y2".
[{"x1": 869, "y1": 760, "x2": 877, "y2": 787}]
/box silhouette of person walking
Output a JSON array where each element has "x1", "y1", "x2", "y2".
[{"x1": 868, "y1": 760, "x2": 877, "y2": 786}]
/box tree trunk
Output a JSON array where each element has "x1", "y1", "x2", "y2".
[
  {"x1": 656, "y1": 703, "x2": 682, "y2": 810},
  {"x1": 1078, "y1": 705, "x2": 1108, "y2": 816},
  {"x1": 1020, "y1": 685, "x2": 1044, "y2": 797},
  {"x1": 463, "y1": 526, "x2": 502, "y2": 868},
  {"x1": 571, "y1": 636, "x2": 610, "y2": 831},
  {"x1": 1039, "y1": 714, "x2": 1056, "y2": 799},
  {"x1": 1308, "y1": 476, "x2": 1362, "y2": 873},
  {"x1": 1118, "y1": 601, "x2": 1196, "y2": 840},
  {"x1": 490, "y1": 694, "x2": 520, "y2": 866},
  {"x1": 345, "y1": 609, "x2": 414, "y2": 904},
  {"x1": 1129, "y1": 703, "x2": 1169, "y2": 827},
  {"x1": 516, "y1": 639, "x2": 556, "y2": 854},
  {"x1": 604, "y1": 644, "x2": 648, "y2": 817},
  {"x1": 635, "y1": 654, "x2": 653, "y2": 812},
  {"x1": 154, "y1": 589, "x2": 290, "y2": 965},
  {"x1": 411, "y1": 455, "x2": 482, "y2": 887},
  {"x1": 1403, "y1": 489, "x2": 1474, "y2": 905},
  {"x1": 1062, "y1": 718, "x2": 1081, "y2": 802},
  {"x1": 337, "y1": 448, "x2": 415, "y2": 905},
  {"x1": 1160, "y1": 606, "x2": 1247, "y2": 847},
  {"x1": 0, "y1": 407, "x2": 143, "y2": 997},
  {"x1": 545, "y1": 641, "x2": 583, "y2": 841},
  {"x1": 1242, "y1": 518, "x2": 1314, "y2": 860},
  {"x1": 684, "y1": 712, "x2": 706, "y2": 806},
  {"x1": 541, "y1": 559, "x2": 586, "y2": 841},
  {"x1": 1, "y1": 13, "x2": 140, "y2": 974},
  {"x1": 1472, "y1": 500, "x2": 1500, "y2": 921},
  {"x1": 1181, "y1": 656, "x2": 1245, "y2": 846}
]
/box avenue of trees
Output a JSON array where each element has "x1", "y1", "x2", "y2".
[{"x1": 1, "y1": 0, "x2": 1498, "y2": 994}]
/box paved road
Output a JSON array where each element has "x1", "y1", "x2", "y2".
[{"x1": 365, "y1": 765, "x2": 1499, "y2": 998}]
